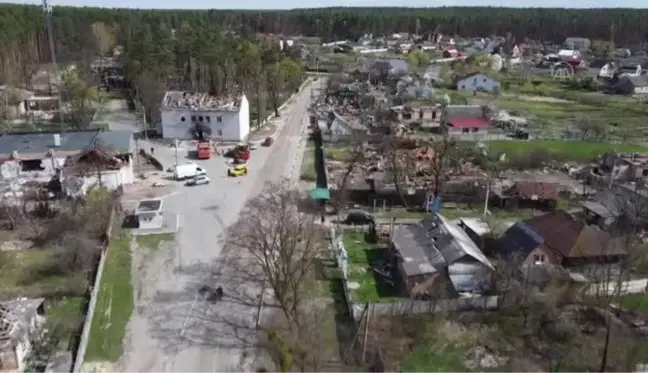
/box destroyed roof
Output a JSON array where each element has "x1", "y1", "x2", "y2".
[
  {"x1": 162, "y1": 91, "x2": 244, "y2": 111},
  {"x1": 443, "y1": 105, "x2": 484, "y2": 121},
  {"x1": 391, "y1": 213, "x2": 493, "y2": 278},
  {"x1": 0, "y1": 130, "x2": 133, "y2": 159},
  {"x1": 510, "y1": 181, "x2": 559, "y2": 200},
  {"x1": 1, "y1": 298, "x2": 44, "y2": 347}
]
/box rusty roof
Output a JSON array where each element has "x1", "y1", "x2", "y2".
[
  {"x1": 524, "y1": 210, "x2": 624, "y2": 258},
  {"x1": 512, "y1": 181, "x2": 559, "y2": 200}
]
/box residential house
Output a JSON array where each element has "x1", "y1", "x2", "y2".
[
  {"x1": 159, "y1": 91, "x2": 250, "y2": 141},
  {"x1": 440, "y1": 105, "x2": 491, "y2": 135},
  {"x1": 389, "y1": 213, "x2": 495, "y2": 297},
  {"x1": 0, "y1": 130, "x2": 135, "y2": 197},
  {"x1": 456, "y1": 73, "x2": 501, "y2": 94},
  {"x1": 498, "y1": 210, "x2": 626, "y2": 275},
  {"x1": 442, "y1": 48, "x2": 460, "y2": 58},
  {"x1": 394, "y1": 76, "x2": 435, "y2": 101},
  {"x1": 389, "y1": 104, "x2": 440, "y2": 131},
  {"x1": 369, "y1": 59, "x2": 408, "y2": 83},
  {"x1": 0, "y1": 86, "x2": 37, "y2": 118},
  {"x1": 582, "y1": 184, "x2": 648, "y2": 230},
  {"x1": 493, "y1": 181, "x2": 560, "y2": 210},
  {"x1": 423, "y1": 65, "x2": 443, "y2": 83},
  {"x1": 0, "y1": 298, "x2": 45, "y2": 372},
  {"x1": 600, "y1": 152, "x2": 648, "y2": 183},
  {"x1": 612, "y1": 75, "x2": 648, "y2": 96},
  {"x1": 564, "y1": 37, "x2": 591, "y2": 51}
]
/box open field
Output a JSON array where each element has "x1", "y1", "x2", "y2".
[
  {"x1": 486, "y1": 140, "x2": 648, "y2": 163},
  {"x1": 85, "y1": 229, "x2": 133, "y2": 362}
]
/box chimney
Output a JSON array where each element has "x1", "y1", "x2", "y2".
[{"x1": 53, "y1": 133, "x2": 61, "y2": 147}]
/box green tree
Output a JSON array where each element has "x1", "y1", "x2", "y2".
[{"x1": 61, "y1": 69, "x2": 100, "y2": 129}]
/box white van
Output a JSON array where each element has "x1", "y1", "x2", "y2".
[{"x1": 174, "y1": 163, "x2": 207, "y2": 180}]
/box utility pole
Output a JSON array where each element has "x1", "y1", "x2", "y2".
[{"x1": 42, "y1": 0, "x2": 65, "y2": 132}]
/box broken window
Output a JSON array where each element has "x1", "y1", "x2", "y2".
[
  {"x1": 180, "y1": 116, "x2": 186, "y2": 122},
  {"x1": 402, "y1": 112, "x2": 412, "y2": 120},
  {"x1": 462, "y1": 128, "x2": 470, "y2": 133},
  {"x1": 199, "y1": 116, "x2": 204, "y2": 122},
  {"x1": 191, "y1": 115, "x2": 196, "y2": 122},
  {"x1": 21, "y1": 159, "x2": 45, "y2": 172},
  {"x1": 217, "y1": 116, "x2": 222, "y2": 123},
  {"x1": 533, "y1": 254, "x2": 546, "y2": 264},
  {"x1": 206, "y1": 116, "x2": 211, "y2": 123}
]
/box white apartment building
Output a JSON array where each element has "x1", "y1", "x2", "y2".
[{"x1": 159, "y1": 91, "x2": 250, "y2": 141}]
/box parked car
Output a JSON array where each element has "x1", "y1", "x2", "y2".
[
  {"x1": 262, "y1": 137, "x2": 274, "y2": 147},
  {"x1": 343, "y1": 210, "x2": 375, "y2": 225},
  {"x1": 227, "y1": 164, "x2": 248, "y2": 177},
  {"x1": 186, "y1": 175, "x2": 211, "y2": 186}
]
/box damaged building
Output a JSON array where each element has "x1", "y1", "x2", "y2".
[{"x1": 0, "y1": 130, "x2": 135, "y2": 200}]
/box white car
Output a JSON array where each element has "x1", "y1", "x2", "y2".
[{"x1": 186, "y1": 175, "x2": 210, "y2": 186}]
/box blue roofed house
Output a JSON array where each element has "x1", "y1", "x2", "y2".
[{"x1": 389, "y1": 213, "x2": 495, "y2": 298}]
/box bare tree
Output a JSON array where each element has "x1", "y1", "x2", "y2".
[{"x1": 228, "y1": 179, "x2": 323, "y2": 328}]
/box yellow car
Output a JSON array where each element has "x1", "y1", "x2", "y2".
[{"x1": 227, "y1": 164, "x2": 248, "y2": 177}]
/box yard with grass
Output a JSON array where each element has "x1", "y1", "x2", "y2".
[
  {"x1": 47, "y1": 296, "x2": 86, "y2": 350},
  {"x1": 85, "y1": 228, "x2": 133, "y2": 362},
  {"x1": 0, "y1": 249, "x2": 86, "y2": 298},
  {"x1": 486, "y1": 140, "x2": 648, "y2": 163},
  {"x1": 343, "y1": 230, "x2": 399, "y2": 303}
]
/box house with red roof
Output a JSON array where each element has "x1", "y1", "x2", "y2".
[{"x1": 440, "y1": 105, "x2": 491, "y2": 136}]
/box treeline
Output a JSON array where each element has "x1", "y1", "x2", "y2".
[{"x1": 0, "y1": 3, "x2": 304, "y2": 127}]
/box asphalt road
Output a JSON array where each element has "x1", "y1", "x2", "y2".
[{"x1": 120, "y1": 80, "x2": 320, "y2": 372}]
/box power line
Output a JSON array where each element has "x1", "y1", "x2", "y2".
[{"x1": 42, "y1": 0, "x2": 65, "y2": 132}]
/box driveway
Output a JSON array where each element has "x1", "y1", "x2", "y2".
[{"x1": 121, "y1": 80, "x2": 320, "y2": 372}]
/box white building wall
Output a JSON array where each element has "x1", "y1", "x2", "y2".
[
  {"x1": 238, "y1": 95, "x2": 250, "y2": 141},
  {"x1": 160, "y1": 95, "x2": 250, "y2": 142},
  {"x1": 457, "y1": 74, "x2": 501, "y2": 93}
]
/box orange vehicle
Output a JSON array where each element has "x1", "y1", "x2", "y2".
[{"x1": 197, "y1": 140, "x2": 212, "y2": 160}]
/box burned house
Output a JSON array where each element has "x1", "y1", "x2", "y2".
[
  {"x1": 390, "y1": 213, "x2": 495, "y2": 297},
  {"x1": 492, "y1": 181, "x2": 560, "y2": 210},
  {"x1": 0, "y1": 130, "x2": 135, "y2": 199},
  {"x1": 582, "y1": 184, "x2": 648, "y2": 230},
  {"x1": 0, "y1": 298, "x2": 45, "y2": 372}
]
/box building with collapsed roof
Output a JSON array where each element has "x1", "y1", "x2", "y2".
[
  {"x1": 159, "y1": 91, "x2": 250, "y2": 141},
  {"x1": 0, "y1": 298, "x2": 45, "y2": 372},
  {"x1": 0, "y1": 130, "x2": 135, "y2": 199},
  {"x1": 389, "y1": 213, "x2": 495, "y2": 297}
]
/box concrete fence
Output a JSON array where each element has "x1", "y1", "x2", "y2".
[
  {"x1": 352, "y1": 296, "x2": 499, "y2": 319},
  {"x1": 71, "y1": 208, "x2": 116, "y2": 373},
  {"x1": 586, "y1": 278, "x2": 648, "y2": 297}
]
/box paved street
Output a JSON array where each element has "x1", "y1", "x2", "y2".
[{"x1": 120, "y1": 80, "x2": 320, "y2": 372}]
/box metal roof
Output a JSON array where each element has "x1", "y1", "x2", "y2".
[{"x1": 0, "y1": 130, "x2": 132, "y2": 159}]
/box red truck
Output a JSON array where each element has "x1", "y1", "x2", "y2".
[{"x1": 197, "y1": 140, "x2": 212, "y2": 160}]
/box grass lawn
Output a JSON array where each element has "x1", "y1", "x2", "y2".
[
  {"x1": 135, "y1": 232, "x2": 175, "y2": 249},
  {"x1": 343, "y1": 231, "x2": 398, "y2": 303},
  {"x1": 47, "y1": 296, "x2": 86, "y2": 350},
  {"x1": 487, "y1": 140, "x2": 648, "y2": 163},
  {"x1": 85, "y1": 228, "x2": 133, "y2": 362},
  {"x1": 620, "y1": 293, "x2": 648, "y2": 312},
  {"x1": 0, "y1": 249, "x2": 85, "y2": 298},
  {"x1": 300, "y1": 145, "x2": 316, "y2": 181},
  {"x1": 401, "y1": 342, "x2": 470, "y2": 372}
]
